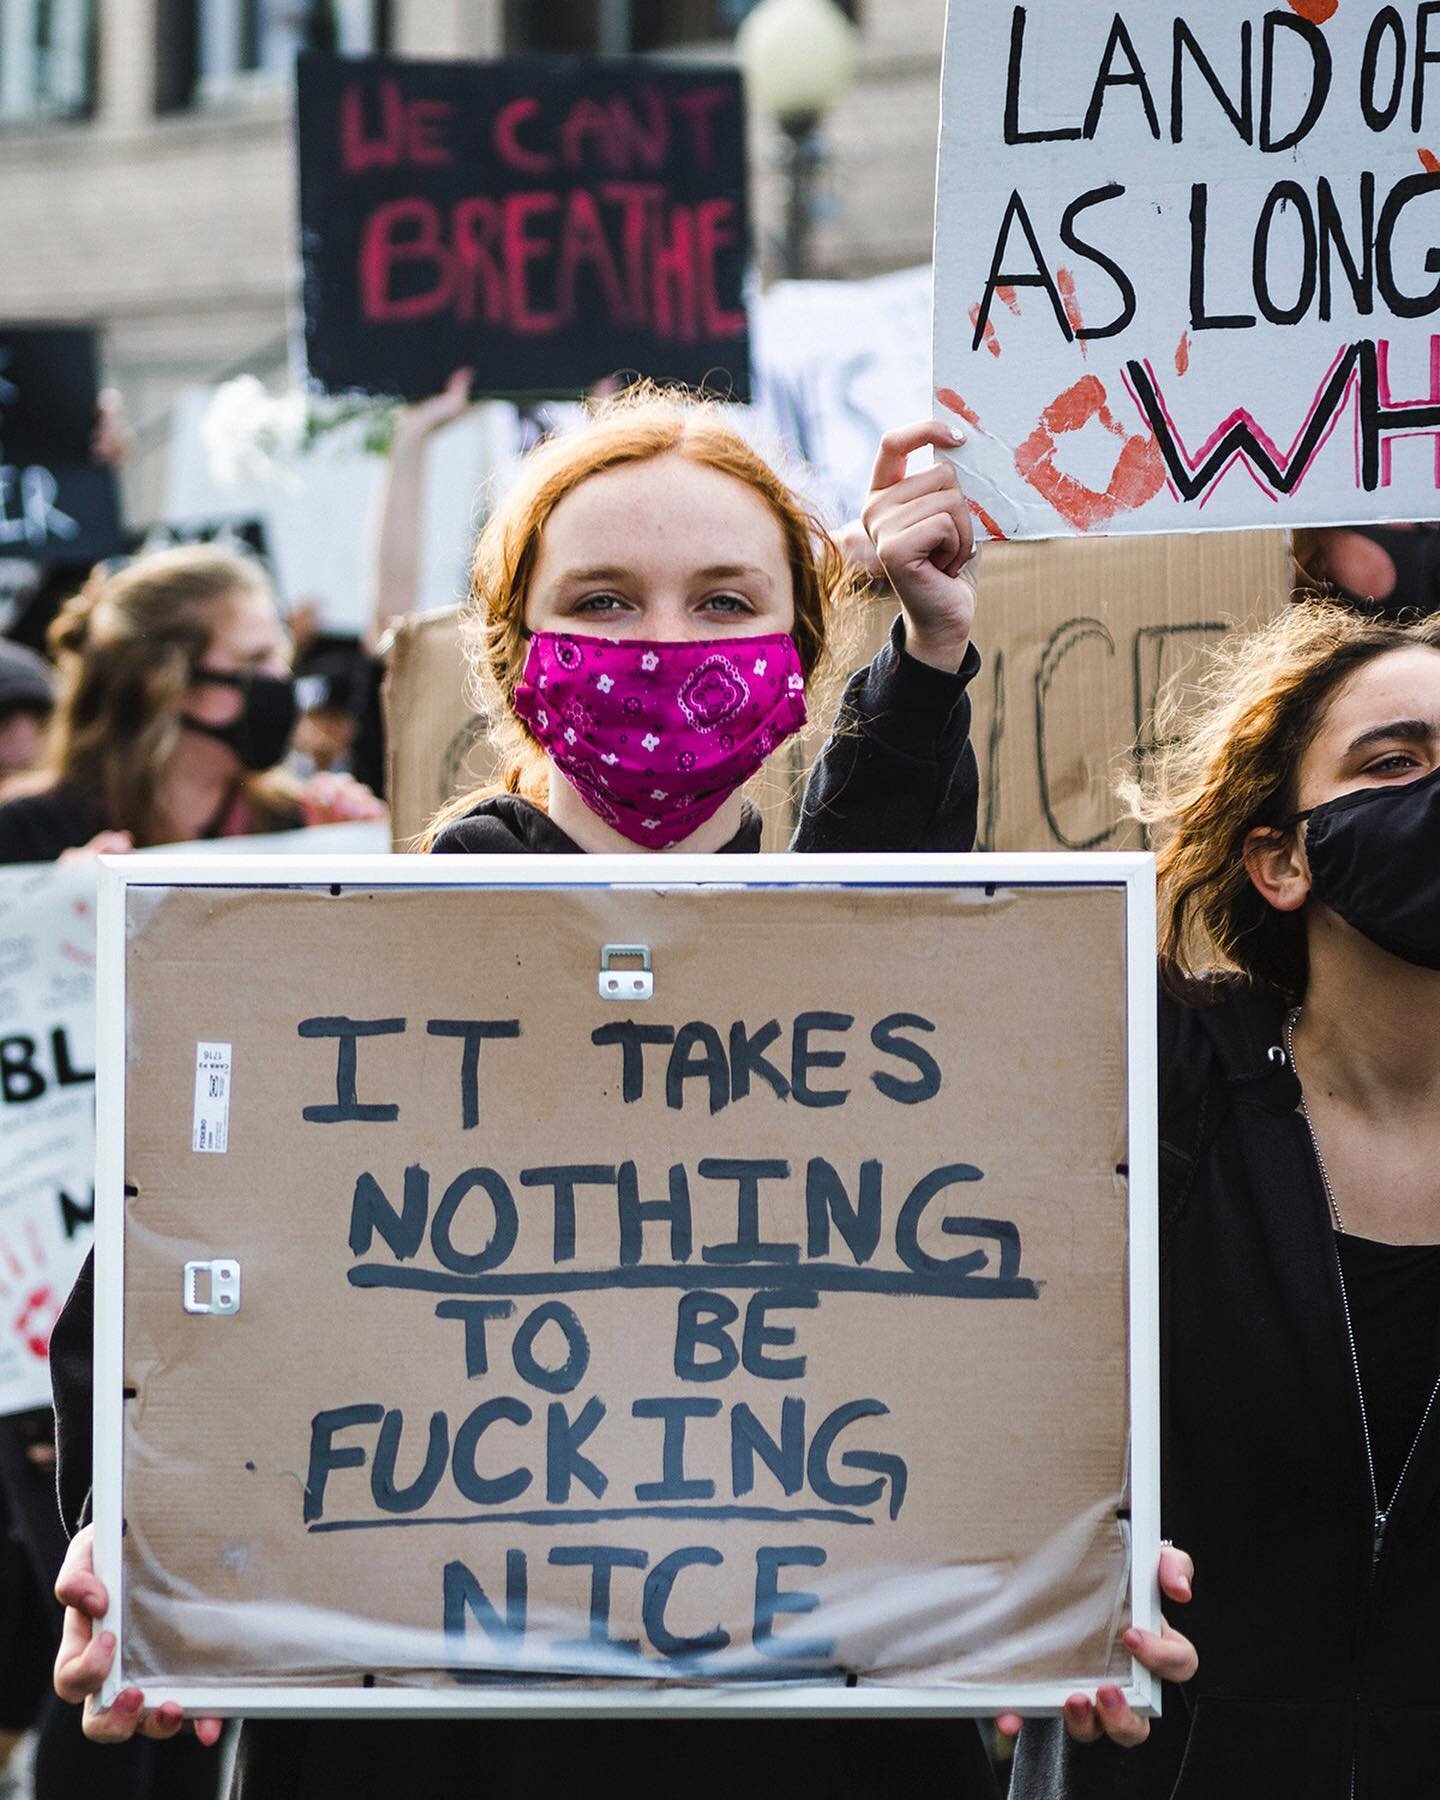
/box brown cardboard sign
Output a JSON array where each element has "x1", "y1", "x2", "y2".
[
  {"x1": 966, "y1": 529, "x2": 1293, "y2": 850},
  {"x1": 102, "y1": 862, "x2": 1152, "y2": 1713}
]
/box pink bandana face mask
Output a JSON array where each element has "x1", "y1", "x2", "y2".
[{"x1": 513, "y1": 631, "x2": 808, "y2": 849}]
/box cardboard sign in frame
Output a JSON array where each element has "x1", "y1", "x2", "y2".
[{"x1": 93, "y1": 851, "x2": 1159, "y2": 1720}]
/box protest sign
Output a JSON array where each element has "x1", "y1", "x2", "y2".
[
  {"x1": 0, "y1": 825, "x2": 388, "y2": 1416},
  {"x1": 297, "y1": 53, "x2": 750, "y2": 402},
  {"x1": 968, "y1": 528, "x2": 1294, "y2": 848},
  {"x1": 0, "y1": 861, "x2": 98, "y2": 1414},
  {"x1": 0, "y1": 327, "x2": 123, "y2": 562},
  {"x1": 95, "y1": 855, "x2": 1158, "y2": 1715},
  {"x1": 936, "y1": 2, "x2": 1440, "y2": 537},
  {"x1": 752, "y1": 266, "x2": 933, "y2": 525},
  {"x1": 383, "y1": 609, "x2": 496, "y2": 849}
]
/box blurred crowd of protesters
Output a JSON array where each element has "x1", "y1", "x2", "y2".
[{"x1": 0, "y1": 369, "x2": 1436, "y2": 1800}]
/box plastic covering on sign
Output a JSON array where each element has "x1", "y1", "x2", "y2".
[{"x1": 104, "y1": 870, "x2": 1147, "y2": 1710}]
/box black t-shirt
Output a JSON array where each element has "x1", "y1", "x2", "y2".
[{"x1": 1334, "y1": 1233, "x2": 1440, "y2": 1506}]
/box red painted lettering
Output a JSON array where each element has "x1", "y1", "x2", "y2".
[
  {"x1": 503, "y1": 193, "x2": 563, "y2": 334},
  {"x1": 695, "y1": 199, "x2": 746, "y2": 337},
  {"x1": 359, "y1": 198, "x2": 455, "y2": 322},
  {"x1": 607, "y1": 88, "x2": 669, "y2": 172},
  {"x1": 452, "y1": 198, "x2": 506, "y2": 324},
  {"x1": 408, "y1": 99, "x2": 453, "y2": 165},
  {"x1": 652, "y1": 205, "x2": 700, "y2": 343},
  {"x1": 560, "y1": 97, "x2": 620, "y2": 171},
  {"x1": 342, "y1": 82, "x2": 455, "y2": 172},
  {"x1": 556, "y1": 188, "x2": 634, "y2": 324},
  {"x1": 341, "y1": 79, "x2": 407, "y2": 174},
  {"x1": 493, "y1": 97, "x2": 553, "y2": 175},
  {"x1": 602, "y1": 182, "x2": 664, "y2": 328},
  {"x1": 672, "y1": 86, "x2": 732, "y2": 170}
]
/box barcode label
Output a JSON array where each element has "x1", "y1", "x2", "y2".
[{"x1": 192, "y1": 1042, "x2": 232, "y2": 1154}]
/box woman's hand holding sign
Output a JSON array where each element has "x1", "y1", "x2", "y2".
[
  {"x1": 861, "y1": 419, "x2": 979, "y2": 673},
  {"x1": 54, "y1": 1525, "x2": 223, "y2": 1748},
  {"x1": 995, "y1": 1544, "x2": 1198, "y2": 1747}
]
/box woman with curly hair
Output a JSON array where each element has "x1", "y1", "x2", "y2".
[{"x1": 1011, "y1": 600, "x2": 1440, "y2": 1798}]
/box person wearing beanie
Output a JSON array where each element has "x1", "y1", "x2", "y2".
[{"x1": 0, "y1": 639, "x2": 55, "y2": 778}]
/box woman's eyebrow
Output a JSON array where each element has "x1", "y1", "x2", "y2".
[
  {"x1": 560, "y1": 566, "x2": 629, "y2": 584},
  {"x1": 557, "y1": 563, "x2": 773, "y2": 586},
  {"x1": 1344, "y1": 717, "x2": 1437, "y2": 754},
  {"x1": 694, "y1": 563, "x2": 772, "y2": 584}
]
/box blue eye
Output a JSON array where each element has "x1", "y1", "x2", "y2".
[{"x1": 574, "y1": 594, "x2": 625, "y2": 614}]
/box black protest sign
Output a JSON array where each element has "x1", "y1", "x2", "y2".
[
  {"x1": 0, "y1": 328, "x2": 123, "y2": 562},
  {"x1": 297, "y1": 53, "x2": 751, "y2": 402}
]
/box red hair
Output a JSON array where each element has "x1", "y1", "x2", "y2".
[{"x1": 420, "y1": 385, "x2": 858, "y2": 847}]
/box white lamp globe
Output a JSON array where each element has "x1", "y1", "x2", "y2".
[{"x1": 736, "y1": 0, "x2": 860, "y2": 128}]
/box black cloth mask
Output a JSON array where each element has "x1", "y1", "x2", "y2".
[
  {"x1": 1293, "y1": 763, "x2": 1440, "y2": 968},
  {"x1": 182, "y1": 668, "x2": 298, "y2": 772},
  {"x1": 1330, "y1": 524, "x2": 1440, "y2": 620}
]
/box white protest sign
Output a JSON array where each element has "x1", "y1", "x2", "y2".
[
  {"x1": 0, "y1": 821, "x2": 390, "y2": 1416},
  {"x1": 0, "y1": 860, "x2": 97, "y2": 1415},
  {"x1": 936, "y1": 2, "x2": 1440, "y2": 538},
  {"x1": 751, "y1": 267, "x2": 933, "y2": 524}
]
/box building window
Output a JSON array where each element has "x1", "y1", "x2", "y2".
[
  {"x1": 0, "y1": 0, "x2": 96, "y2": 123},
  {"x1": 157, "y1": 0, "x2": 389, "y2": 112},
  {"x1": 505, "y1": 0, "x2": 858, "y2": 56}
]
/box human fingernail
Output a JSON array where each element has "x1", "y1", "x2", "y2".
[
  {"x1": 1098, "y1": 1686, "x2": 1124, "y2": 1711},
  {"x1": 117, "y1": 1689, "x2": 142, "y2": 1711},
  {"x1": 948, "y1": 424, "x2": 966, "y2": 443},
  {"x1": 99, "y1": 1631, "x2": 115, "y2": 1654},
  {"x1": 1122, "y1": 1627, "x2": 1145, "y2": 1652},
  {"x1": 1174, "y1": 1575, "x2": 1192, "y2": 1599}
]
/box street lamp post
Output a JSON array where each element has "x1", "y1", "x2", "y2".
[{"x1": 735, "y1": 0, "x2": 860, "y2": 280}]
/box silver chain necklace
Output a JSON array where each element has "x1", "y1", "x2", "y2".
[
  {"x1": 1285, "y1": 1004, "x2": 1440, "y2": 1570},
  {"x1": 1286, "y1": 1007, "x2": 1346, "y2": 1232}
]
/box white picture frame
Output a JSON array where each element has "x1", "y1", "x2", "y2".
[{"x1": 92, "y1": 849, "x2": 1159, "y2": 1719}]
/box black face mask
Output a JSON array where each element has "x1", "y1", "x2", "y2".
[
  {"x1": 1330, "y1": 525, "x2": 1440, "y2": 621},
  {"x1": 1290, "y1": 763, "x2": 1440, "y2": 969},
  {"x1": 182, "y1": 668, "x2": 298, "y2": 772}
]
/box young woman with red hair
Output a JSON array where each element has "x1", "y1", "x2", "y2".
[{"x1": 47, "y1": 391, "x2": 1191, "y2": 1798}]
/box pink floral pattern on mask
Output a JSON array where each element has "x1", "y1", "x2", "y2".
[{"x1": 513, "y1": 631, "x2": 808, "y2": 849}]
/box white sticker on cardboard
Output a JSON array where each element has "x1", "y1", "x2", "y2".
[{"x1": 192, "y1": 1042, "x2": 232, "y2": 1154}]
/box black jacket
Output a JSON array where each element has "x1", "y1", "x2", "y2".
[
  {"x1": 0, "y1": 785, "x2": 109, "y2": 863},
  {"x1": 1012, "y1": 981, "x2": 1440, "y2": 1800},
  {"x1": 50, "y1": 623, "x2": 997, "y2": 1800}
]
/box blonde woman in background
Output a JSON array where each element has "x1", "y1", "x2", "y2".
[{"x1": 0, "y1": 543, "x2": 381, "y2": 1800}]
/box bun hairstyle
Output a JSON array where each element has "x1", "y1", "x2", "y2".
[
  {"x1": 420, "y1": 384, "x2": 861, "y2": 848},
  {"x1": 39, "y1": 545, "x2": 296, "y2": 845},
  {"x1": 1124, "y1": 599, "x2": 1440, "y2": 1002}
]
